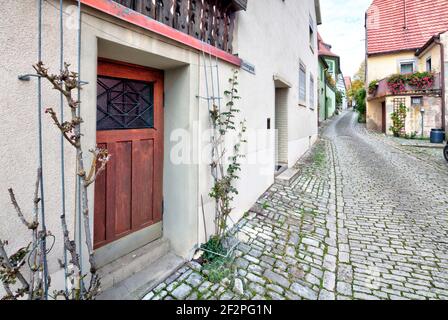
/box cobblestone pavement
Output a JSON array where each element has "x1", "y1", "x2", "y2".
[
  {"x1": 373, "y1": 133, "x2": 447, "y2": 173},
  {"x1": 143, "y1": 111, "x2": 448, "y2": 300}
]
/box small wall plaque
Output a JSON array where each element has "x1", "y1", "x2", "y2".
[{"x1": 241, "y1": 60, "x2": 256, "y2": 75}]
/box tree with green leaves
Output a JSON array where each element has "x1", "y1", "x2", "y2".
[
  {"x1": 336, "y1": 90, "x2": 345, "y2": 107},
  {"x1": 353, "y1": 61, "x2": 366, "y2": 83}
]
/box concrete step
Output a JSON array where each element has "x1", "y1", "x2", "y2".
[
  {"x1": 98, "y1": 237, "x2": 170, "y2": 291},
  {"x1": 97, "y1": 252, "x2": 185, "y2": 300},
  {"x1": 275, "y1": 167, "x2": 301, "y2": 186}
]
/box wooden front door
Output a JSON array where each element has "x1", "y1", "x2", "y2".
[
  {"x1": 381, "y1": 101, "x2": 386, "y2": 133},
  {"x1": 94, "y1": 59, "x2": 164, "y2": 249}
]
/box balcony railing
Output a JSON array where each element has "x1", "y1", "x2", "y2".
[
  {"x1": 368, "y1": 73, "x2": 442, "y2": 100},
  {"x1": 113, "y1": 0, "x2": 247, "y2": 53}
]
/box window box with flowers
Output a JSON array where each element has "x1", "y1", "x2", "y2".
[
  {"x1": 368, "y1": 80, "x2": 379, "y2": 94},
  {"x1": 386, "y1": 72, "x2": 435, "y2": 95},
  {"x1": 387, "y1": 74, "x2": 407, "y2": 94},
  {"x1": 407, "y1": 72, "x2": 434, "y2": 91}
]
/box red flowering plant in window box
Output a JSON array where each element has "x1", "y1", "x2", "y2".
[
  {"x1": 407, "y1": 72, "x2": 434, "y2": 90},
  {"x1": 387, "y1": 72, "x2": 435, "y2": 95},
  {"x1": 387, "y1": 74, "x2": 407, "y2": 94}
]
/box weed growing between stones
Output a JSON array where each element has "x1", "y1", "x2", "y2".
[
  {"x1": 313, "y1": 143, "x2": 327, "y2": 168},
  {"x1": 200, "y1": 236, "x2": 234, "y2": 283}
]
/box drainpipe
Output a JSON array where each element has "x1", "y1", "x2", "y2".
[
  {"x1": 434, "y1": 38, "x2": 446, "y2": 132},
  {"x1": 324, "y1": 76, "x2": 328, "y2": 120},
  {"x1": 364, "y1": 12, "x2": 369, "y2": 123}
]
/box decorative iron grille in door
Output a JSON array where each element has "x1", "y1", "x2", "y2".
[{"x1": 97, "y1": 77, "x2": 155, "y2": 130}]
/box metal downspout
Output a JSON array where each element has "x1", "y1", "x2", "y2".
[
  {"x1": 324, "y1": 77, "x2": 327, "y2": 120},
  {"x1": 37, "y1": 0, "x2": 49, "y2": 299},
  {"x1": 435, "y1": 38, "x2": 446, "y2": 132}
]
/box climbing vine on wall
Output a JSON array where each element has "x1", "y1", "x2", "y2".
[
  {"x1": 0, "y1": 62, "x2": 108, "y2": 300},
  {"x1": 208, "y1": 70, "x2": 247, "y2": 242},
  {"x1": 390, "y1": 103, "x2": 407, "y2": 137}
]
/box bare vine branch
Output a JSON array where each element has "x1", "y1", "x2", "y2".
[
  {"x1": 34, "y1": 61, "x2": 106, "y2": 299},
  {"x1": 44, "y1": 108, "x2": 79, "y2": 148},
  {"x1": 7, "y1": 189, "x2": 37, "y2": 230},
  {"x1": 1, "y1": 61, "x2": 107, "y2": 300},
  {"x1": 29, "y1": 168, "x2": 42, "y2": 299},
  {"x1": 85, "y1": 148, "x2": 110, "y2": 187}
]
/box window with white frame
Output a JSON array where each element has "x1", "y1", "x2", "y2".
[
  {"x1": 400, "y1": 60, "x2": 415, "y2": 74},
  {"x1": 309, "y1": 74, "x2": 315, "y2": 109},
  {"x1": 299, "y1": 62, "x2": 307, "y2": 104}
]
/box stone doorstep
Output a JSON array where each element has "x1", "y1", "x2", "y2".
[
  {"x1": 98, "y1": 237, "x2": 171, "y2": 292},
  {"x1": 275, "y1": 164, "x2": 288, "y2": 177},
  {"x1": 275, "y1": 167, "x2": 301, "y2": 186},
  {"x1": 97, "y1": 252, "x2": 185, "y2": 300}
]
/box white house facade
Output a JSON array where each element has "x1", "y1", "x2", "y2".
[{"x1": 0, "y1": 0, "x2": 321, "y2": 295}]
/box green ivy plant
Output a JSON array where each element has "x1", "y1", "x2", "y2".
[
  {"x1": 390, "y1": 103, "x2": 407, "y2": 137},
  {"x1": 335, "y1": 89, "x2": 344, "y2": 107},
  {"x1": 354, "y1": 88, "x2": 366, "y2": 123}
]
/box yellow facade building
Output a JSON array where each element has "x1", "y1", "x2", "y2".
[{"x1": 365, "y1": 0, "x2": 448, "y2": 137}]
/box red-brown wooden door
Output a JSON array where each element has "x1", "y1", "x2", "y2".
[
  {"x1": 382, "y1": 101, "x2": 386, "y2": 133},
  {"x1": 94, "y1": 59, "x2": 164, "y2": 249}
]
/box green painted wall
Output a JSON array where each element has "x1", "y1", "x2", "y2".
[
  {"x1": 326, "y1": 84, "x2": 336, "y2": 119},
  {"x1": 318, "y1": 58, "x2": 337, "y2": 121},
  {"x1": 318, "y1": 60, "x2": 326, "y2": 122},
  {"x1": 320, "y1": 55, "x2": 339, "y2": 120}
]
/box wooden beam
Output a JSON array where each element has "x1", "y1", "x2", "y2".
[{"x1": 80, "y1": 0, "x2": 242, "y2": 67}]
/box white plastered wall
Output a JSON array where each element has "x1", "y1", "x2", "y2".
[
  {"x1": 0, "y1": 0, "x2": 321, "y2": 294},
  {"x1": 0, "y1": 0, "x2": 79, "y2": 293},
  {"x1": 236, "y1": 0, "x2": 319, "y2": 169}
]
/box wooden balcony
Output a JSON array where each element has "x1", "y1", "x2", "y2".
[
  {"x1": 368, "y1": 73, "x2": 442, "y2": 100},
  {"x1": 113, "y1": 0, "x2": 247, "y2": 53}
]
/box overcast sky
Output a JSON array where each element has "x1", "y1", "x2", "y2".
[{"x1": 318, "y1": 0, "x2": 373, "y2": 78}]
